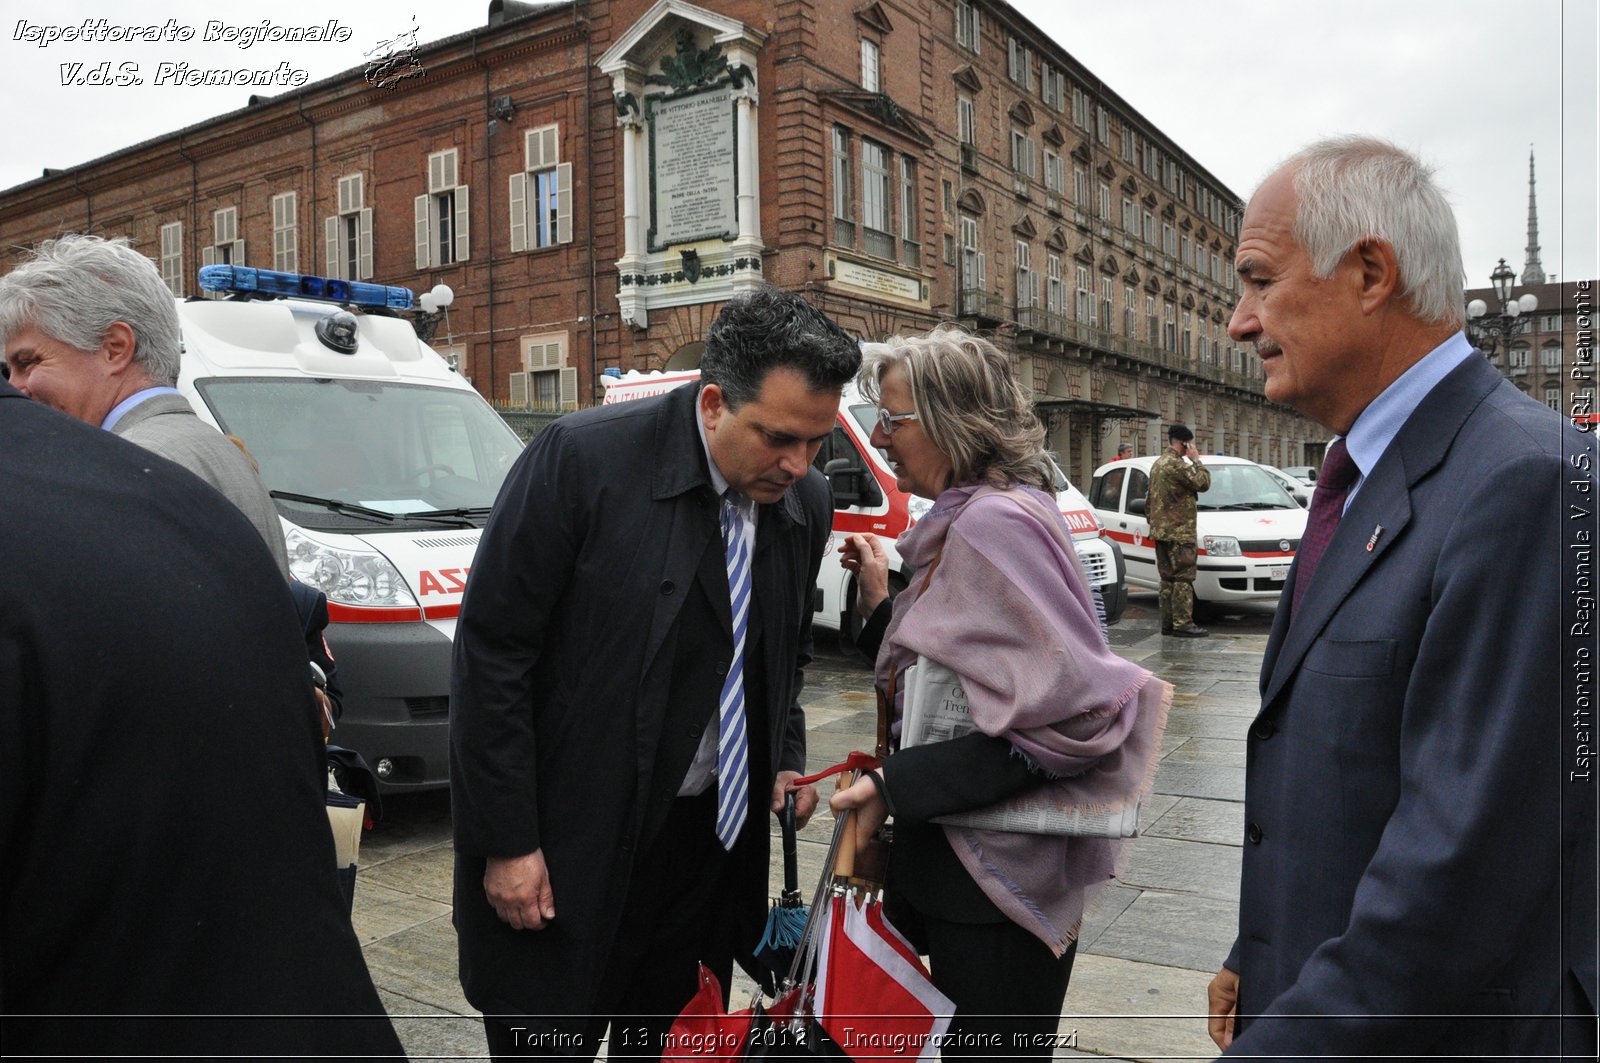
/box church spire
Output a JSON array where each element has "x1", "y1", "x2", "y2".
[{"x1": 1522, "y1": 147, "x2": 1546, "y2": 286}]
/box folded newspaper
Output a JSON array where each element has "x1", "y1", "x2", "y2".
[{"x1": 901, "y1": 658, "x2": 1141, "y2": 838}]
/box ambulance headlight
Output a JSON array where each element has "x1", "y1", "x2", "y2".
[
  {"x1": 286, "y1": 528, "x2": 419, "y2": 608},
  {"x1": 1201, "y1": 534, "x2": 1241, "y2": 557}
]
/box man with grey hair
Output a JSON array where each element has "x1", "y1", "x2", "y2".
[
  {"x1": 0, "y1": 233, "x2": 288, "y2": 575},
  {"x1": 1207, "y1": 135, "x2": 1595, "y2": 1057}
]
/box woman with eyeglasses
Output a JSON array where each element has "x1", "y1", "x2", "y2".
[{"x1": 831, "y1": 325, "x2": 1169, "y2": 1058}]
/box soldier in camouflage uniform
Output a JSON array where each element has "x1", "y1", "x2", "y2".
[{"x1": 1146, "y1": 424, "x2": 1211, "y2": 636}]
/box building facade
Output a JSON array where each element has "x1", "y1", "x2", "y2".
[
  {"x1": 0, "y1": 0, "x2": 1325, "y2": 483},
  {"x1": 1466, "y1": 277, "x2": 1597, "y2": 427}
]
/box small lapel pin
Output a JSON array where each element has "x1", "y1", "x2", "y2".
[{"x1": 1366, "y1": 525, "x2": 1384, "y2": 552}]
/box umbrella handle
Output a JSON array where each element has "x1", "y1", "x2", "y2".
[
  {"x1": 781, "y1": 790, "x2": 799, "y2": 898},
  {"x1": 830, "y1": 773, "x2": 857, "y2": 880}
]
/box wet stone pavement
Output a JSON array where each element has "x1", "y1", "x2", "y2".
[{"x1": 352, "y1": 593, "x2": 1276, "y2": 1061}]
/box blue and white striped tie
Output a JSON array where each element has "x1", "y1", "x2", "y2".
[{"x1": 715, "y1": 492, "x2": 751, "y2": 850}]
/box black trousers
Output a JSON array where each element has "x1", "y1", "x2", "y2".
[
  {"x1": 907, "y1": 909, "x2": 1079, "y2": 1061},
  {"x1": 484, "y1": 790, "x2": 737, "y2": 1062}
]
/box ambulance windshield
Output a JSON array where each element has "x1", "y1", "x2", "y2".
[{"x1": 195, "y1": 376, "x2": 525, "y2": 530}]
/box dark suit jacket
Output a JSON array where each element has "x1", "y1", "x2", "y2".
[
  {"x1": 0, "y1": 382, "x2": 402, "y2": 1058},
  {"x1": 449, "y1": 382, "x2": 831, "y2": 1021},
  {"x1": 1225, "y1": 354, "x2": 1598, "y2": 1059}
]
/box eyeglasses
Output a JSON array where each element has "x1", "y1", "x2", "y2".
[{"x1": 876, "y1": 407, "x2": 920, "y2": 436}]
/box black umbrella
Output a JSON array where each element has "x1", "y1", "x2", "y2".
[{"x1": 752, "y1": 791, "x2": 807, "y2": 995}]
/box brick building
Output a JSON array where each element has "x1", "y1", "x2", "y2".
[
  {"x1": 1466, "y1": 276, "x2": 1596, "y2": 426},
  {"x1": 0, "y1": 0, "x2": 1325, "y2": 482}
]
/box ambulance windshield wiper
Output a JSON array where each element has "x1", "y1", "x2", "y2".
[
  {"x1": 401, "y1": 506, "x2": 494, "y2": 523},
  {"x1": 271, "y1": 491, "x2": 487, "y2": 527},
  {"x1": 270, "y1": 490, "x2": 398, "y2": 523}
]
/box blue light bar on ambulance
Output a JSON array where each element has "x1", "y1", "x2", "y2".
[{"x1": 197, "y1": 265, "x2": 414, "y2": 310}]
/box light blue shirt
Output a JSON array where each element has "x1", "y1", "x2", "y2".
[
  {"x1": 1339, "y1": 331, "x2": 1476, "y2": 510},
  {"x1": 101, "y1": 386, "x2": 182, "y2": 432}
]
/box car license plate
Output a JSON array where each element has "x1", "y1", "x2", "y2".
[{"x1": 1268, "y1": 567, "x2": 1288, "y2": 582}]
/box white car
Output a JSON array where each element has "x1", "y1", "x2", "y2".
[
  {"x1": 1258, "y1": 464, "x2": 1311, "y2": 507},
  {"x1": 1089, "y1": 455, "x2": 1308, "y2": 607}
]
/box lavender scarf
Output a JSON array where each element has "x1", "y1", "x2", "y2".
[{"x1": 879, "y1": 482, "x2": 1171, "y2": 955}]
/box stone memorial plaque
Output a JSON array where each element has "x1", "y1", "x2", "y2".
[{"x1": 649, "y1": 88, "x2": 737, "y2": 250}]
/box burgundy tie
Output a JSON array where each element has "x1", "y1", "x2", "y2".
[{"x1": 1291, "y1": 439, "x2": 1359, "y2": 615}]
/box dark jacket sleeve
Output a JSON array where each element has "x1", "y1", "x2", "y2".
[
  {"x1": 881, "y1": 732, "x2": 1041, "y2": 823},
  {"x1": 449, "y1": 423, "x2": 581, "y2": 858}
]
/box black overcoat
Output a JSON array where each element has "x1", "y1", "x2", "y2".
[
  {"x1": 0, "y1": 382, "x2": 403, "y2": 1058},
  {"x1": 450, "y1": 382, "x2": 829, "y2": 1021}
]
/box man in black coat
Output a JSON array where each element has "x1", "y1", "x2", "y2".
[
  {"x1": 450, "y1": 288, "x2": 860, "y2": 1059},
  {"x1": 0, "y1": 380, "x2": 403, "y2": 1059}
]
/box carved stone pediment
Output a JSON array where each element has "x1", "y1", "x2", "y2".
[
  {"x1": 953, "y1": 65, "x2": 983, "y2": 93},
  {"x1": 1012, "y1": 213, "x2": 1038, "y2": 239},
  {"x1": 822, "y1": 90, "x2": 934, "y2": 146},
  {"x1": 957, "y1": 188, "x2": 987, "y2": 215},
  {"x1": 1009, "y1": 100, "x2": 1035, "y2": 127},
  {"x1": 855, "y1": 2, "x2": 894, "y2": 34}
]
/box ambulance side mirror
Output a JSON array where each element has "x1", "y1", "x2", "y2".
[{"x1": 823, "y1": 458, "x2": 881, "y2": 509}]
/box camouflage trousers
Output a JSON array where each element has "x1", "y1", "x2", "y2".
[{"x1": 1155, "y1": 540, "x2": 1198, "y2": 628}]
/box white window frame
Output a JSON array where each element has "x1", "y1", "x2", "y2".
[
  {"x1": 517, "y1": 333, "x2": 578, "y2": 409},
  {"x1": 160, "y1": 221, "x2": 184, "y2": 296},
  {"x1": 957, "y1": 96, "x2": 976, "y2": 147},
  {"x1": 861, "y1": 38, "x2": 881, "y2": 92},
  {"x1": 510, "y1": 124, "x2": 572, "y2": 252},
  {"x1": 899, "y1": 156, "x2": 918, "y2": 242},
  {"x1": 955, "y1": 1, "x2": 981, "y2": 53},
  {"x1": 1010, "y1": 130, "x2": 1035, "y2": 179},
  {"x1": 1047, "y1": 254, "x2": 1064, "y2": 314},
  {"x1": 416, "y1": 148, "x2": 470, "y2": 269},
  {"x1": 272, "y1": 191, "x2": 298, "y2": 272},
  {"x1": 326, "y1": 173, "x2": 373, "y2": 281},
  {"x1": 960, "y1": 214, "x2": 984, "y2": 291},
  {"x1": 1075, "y1": 265, "x2": 1092, "y2": 324},
  {"x1": 832, "y1": 127, "x2": 853, "y2": 221},
  {"x1": 202, "y1": 206, "x2": 244, "y2": 268},
  {"x1": 1015, "y1": 240, "x2": 1035, "y2": 309},
  {"x1": 862, "y1": 139, "x2": 892, "y2": 238}
]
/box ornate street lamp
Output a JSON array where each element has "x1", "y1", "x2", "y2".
[{"x1": 1465, "y1": 258, "x2": 1537, "y2": 358}]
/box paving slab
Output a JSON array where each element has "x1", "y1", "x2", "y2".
[
  {"x1": 353, "y1": 878, "x2": 455, "y2": 947},
  {"x1": 1158, "y1": 740, "x2": 1246, "y2": 768},
  {"x1": 1143, "y1": 797, "x2": 1244, "y2": 847},
  {"x1": 378, "y1": 988, "x2": 487, "y2": 1062},
  {"x1": 1078, "y1": 884, "x2": 1141, "y2": 951},
  {"x1": 362, "y1": 842, "x2": 457, "y2": 905},
  {"x1": 1148, "y1": 761, "x2": 1246, "y2": 802},
  {"x1": 1161, "y1": 712, "x2": 1252, "y2": 740},
  {"x1": 1086, "y1": 890, "x2": 1239, "y2": 973},
  {"x1": 1061, "y1": 953, "x2": 1219, "y2": 1061},
  {"x1": 362, "y1": 912, "x2": 477, "y2": 1017},
  {"x1": 1117, "y1": 836, "x2": 1240, "y2": 902}
]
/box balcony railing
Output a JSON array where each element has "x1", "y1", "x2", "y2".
[{"x1": 959, "y1": 288, "x2": 1004, "y2": 321}]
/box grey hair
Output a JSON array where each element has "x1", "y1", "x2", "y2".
[
  {"x1": 858, "y1": 325, "x2": 1051, "y2": 493},
  {"x1": 0, "y1": 234, "x2": 184, "y2": 386},
  {"x1": 1280, "y1": 136, "x2": 1465, "y2": 328}
]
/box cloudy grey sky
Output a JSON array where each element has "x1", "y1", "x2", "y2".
[{"x1": 3, "y1": 0, "x2": 1594, "y2": 285}]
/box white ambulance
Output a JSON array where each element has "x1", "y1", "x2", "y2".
[
  {"x1": 602, "y1": 369, "x2": 1124, "y2": 637},
  {"x1": 176, "y1": 265, "x2": 526, "y2": 791}
]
